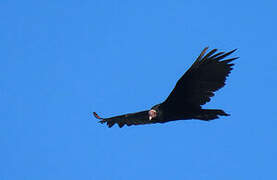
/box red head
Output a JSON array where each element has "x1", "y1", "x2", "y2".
[{"x1": 148, "y1": 109, "x2": 157, "y2": 120}]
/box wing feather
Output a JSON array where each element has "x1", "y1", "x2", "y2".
[
  {"x1": 93, "y1": 111, "x2": 153, "y2": 128},
  {"x1": 164, "y1": 48, "x2": 238, "y2": 108}
]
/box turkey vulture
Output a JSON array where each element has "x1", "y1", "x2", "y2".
[{"x1": 93, "y1": 47, "x2": 238, "y2": 128}]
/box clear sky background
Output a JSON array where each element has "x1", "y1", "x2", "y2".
[{"x1": 1, "y1": 0, "x2": 276, "y2": 179}]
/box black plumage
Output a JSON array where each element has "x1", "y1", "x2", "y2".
[{"x1": 93, "y1": 47, "x2": 238, "y2": 128}]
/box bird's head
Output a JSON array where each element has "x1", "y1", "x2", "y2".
[
  {"x1": 148, "y1": 109, "x2": 157, "y2": 120},
  {"x1": 148, "y1": 104, "x2": 161, "y2": 121}
]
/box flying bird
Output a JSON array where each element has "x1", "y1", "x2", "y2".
[{"x1": 94, "y1": 47, "x2": 238, "y2": 128}]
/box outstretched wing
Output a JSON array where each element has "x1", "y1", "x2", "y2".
[
  {"x1": 93, "y1": 111, "x2": 153, "y2": 128},
  {"x1": 164, "y1": 47, "x2": 238, "y2": 108}
]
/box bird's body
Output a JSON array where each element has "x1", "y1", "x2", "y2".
[{"x1": 93, "y1": 47, "x2": 238, "y2": 128}]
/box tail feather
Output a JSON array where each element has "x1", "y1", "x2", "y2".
[{"x1": 196, "y1": 109, "x2": 230, "y2": 121}]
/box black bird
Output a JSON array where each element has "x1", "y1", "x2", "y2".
[{"x1": 93, "y1": 47, "x2": 238, "y2": 128}]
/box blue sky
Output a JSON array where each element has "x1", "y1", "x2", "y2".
[{"x1": 1, "y1": 0, "x2": 277, "y2": 179}]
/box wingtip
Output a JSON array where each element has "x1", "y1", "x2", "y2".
[
  {"x1": 98, "y1": 120, "x2": 106, "y2": 124},
  {"x1": 202, "y1": 47, "x2": 209, "y2": 54},
  {"x1": 230, "y1": 48, "x2": 238, "y2": 53},
  {"x1": 93, "y1": 112, "x2": 103, "y2": 120},
  {"x1": 195, "y1": 47, "x2": 209, "y2": 63},
  {"x1": 223, "y1": 113, "x2": 230, "y2": 116}
]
